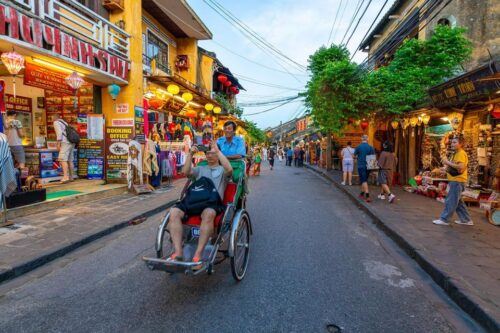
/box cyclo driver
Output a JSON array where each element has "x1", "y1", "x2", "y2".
[{"x1": 167, "y1": 141, "x2": 233, "y2": 265}]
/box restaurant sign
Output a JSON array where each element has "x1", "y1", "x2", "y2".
[
  {"x1": 24, "y1": 62, "x2": 73, "y2": 95},
  {"x1": 0, "y1": 4, "x2": 129, "y2": 81},
  {"x1": 429, "y1": 61, "x2": 499, "y2": 108}
]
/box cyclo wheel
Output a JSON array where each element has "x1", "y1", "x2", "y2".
[
  {"x1": 156, "y1": 212, "x2": 174, "y2": 259},
  {"x1": 230, "y1": 212, "x2": 250, "y2": 281}
]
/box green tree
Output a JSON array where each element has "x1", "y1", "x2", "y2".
[
  {"x1": 367, "y1": 25, "x2": 472, "y2": 115},
  {"x1": 243, "y1": 120, "x2": 266, "y2": 144}
]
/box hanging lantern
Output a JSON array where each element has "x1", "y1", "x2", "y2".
[
  {"x1": 205, "y1": 103, "x2": 214, "y2": 111},
  {"x1": 229, "y1": 86, "x2": 237, "y2": 94},
  {"x1": 182, "y1": 92, "x2": 193, "y2": 102},
  {"x1": 217, "y1": 74, "x2": 228, "y2": 83},
  {"x1": 148, "y1": 97, "x2": 165, "y2": 110},
  {"x1": 448, "y1": 112, "x2": 463, "y2": 130},
  {"x1": 1, "y1": 51, "x2": 24, "y2": 97},
  {"x1": 107, "y1": 83, "x2": 121, "y2": 100},
  {"x1": 391, "y1": 119, "x2": 399, "y2": 130},
  {"x1": 186, "y1": 109, "x2": 197, "y2": 118},
  {"x1": 167, "y1": 84, "x2": 180, "y2": 95},
  {"x1": 360, "y1": 120, "x2": 369, "y2": 131},
  {"x1": 409, "y1": 117, "x2": 418, "y2": 127},
  {"x1": 421, "y1": 114, "x2": 430, "y2": 126},
  {"x1": 213, "y1": 106, "x2": 222, "y2": 114},
  {"x1": 65, "y1": 71, "x2": 85, "y2": 109},
  {"x1": 223, "y1": 80, "x2": 232, "y2": 87}
]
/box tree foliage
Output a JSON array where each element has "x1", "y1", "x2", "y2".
[
  {"x1": 243, "y1": 120, "x2": 266, "y2": 144},
  {"x1": 215, "y1": 93, "x2": 244, "y2": 118}
]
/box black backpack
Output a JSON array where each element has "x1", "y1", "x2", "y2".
[
  {"x1": 58, "y1": 120, "x2": 80, "y2": 145},
  {"x1": 181, "y1": 176, "x2": 222, "y2": 215}
]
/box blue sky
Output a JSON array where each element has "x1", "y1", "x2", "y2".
[{"x1": 188, "y1": 0, "x2": 391, "y2": 129}]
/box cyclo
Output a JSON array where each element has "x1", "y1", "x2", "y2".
[{"x1": 143, "y1": 159, "x2": 252, "y2": 281}]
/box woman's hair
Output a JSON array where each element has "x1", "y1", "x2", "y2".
[
  {"x1": 382, "y1": 141, "x2": 393, "y2": 152},
  {"x1": 347, "y1": 141, "x2": 352, "y2": 146},
  {"x1": 6, "y1": 110, "x2": 16, "y2": 116}
]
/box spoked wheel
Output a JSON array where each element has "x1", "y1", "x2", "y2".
[
  {"x1": 156, "y1": 213, "x2": 174, "y2": 259},
  {"x1": 230, "y1": 213, "x2": 250, "y2": 281}
]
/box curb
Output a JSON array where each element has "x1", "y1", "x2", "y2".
[
  {"x1": 0, "y1": 199, "x2": 178, "y2": 285},
  {"x1": 305, "y1": 164, "x2": 499, "y2": 333}
]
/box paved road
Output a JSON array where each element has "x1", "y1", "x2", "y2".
[{"x1": 0, "y1": 161, "x2": 483, "y2": 332}]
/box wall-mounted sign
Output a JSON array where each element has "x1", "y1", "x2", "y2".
[
  {"x1": 24, "y1": 62, "x2": 74, "y2": 94},
  {"x1": 0, "y1": 4, "x2": 130, "y2": 81},
  {"x1": 134, "y1": 106, "x2": 145, "y2": 143},
  {"x1": 105, "y1": 127, "x2": 133, "y2": 181},
  {"x1": 77, "y1": 138, "x2": 104, "y2": 178},
  {"x1": 5, "y1": 94, "x2": 32, "y2": 113},
  {"x1": 116, "y1": 103, "x2": 129, "y2": 114},
  {"x1": 111, "y1": 118, "x2": 134, "y2": 127}
]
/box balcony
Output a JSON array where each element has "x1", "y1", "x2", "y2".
[
  {"x1": 8, "y1": 0, "x2": 130, "y2": 59},
  {"x1": 143, "y1": 54, "x2": 172, "y2": 76}
]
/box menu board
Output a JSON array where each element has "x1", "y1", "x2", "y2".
[
  {"x1": 134, "y1": 106, "x2": 145, "y2": 143},
  {"x1": 105, "y1": 127, "x2": 133, "y2": 181},
  {"x1": 77, "y1": 139, "x2": 104, "y2": 178}
]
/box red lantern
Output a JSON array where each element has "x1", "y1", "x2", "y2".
[
  {"x1": 186, "y1": 109, "x2": 197, "y2": 118},
  {"x1": 217, "y1": 74, "x2": 228, "y2": 83},
  {"x1": 224, "y1": 80, "x2": 232, "y2": 87},
  {"x1": 234, "y1": 88, "x2": 240, "y2": 95},
  {"x1": 230, "y1": 86, "x2": 238, "y2": 94},
  {"x1": 149, "y1": 98, "x2": 164, "y2": 110},
  {"x1": 360, "y1": 120, "x2": 369, "y2": 131}
]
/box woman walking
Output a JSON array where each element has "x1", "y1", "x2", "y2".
[
  {"x1": 253, "y1": 148, "x2": 262, "y2": 176},
  {"x1": 341, "y1": 142, "x2": 355, "y2": 185},
  {"x1": 377, "y1": 141, "x2": 397, "y2": 203}
]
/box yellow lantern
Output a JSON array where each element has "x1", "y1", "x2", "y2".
[
  {"x1": 213, "y1": 106, "x2": 222, "y2": 114},
  {"x1": 409, "y1": 116, "x2": 418, "y2": 127},
  {"x1": 448, "y1": 112, "x2": 463, "y2": 130},
  {"x1": 167, "y1": 84, "x2": 180, "y2": 95},
  {"x1": 205, "y1": 103, "x2": 214, "y2": 111},
  {"x1": 421, "y1": 114, "x2": 430, "y2": 126},
  {"x1": 182, "y1": 92, "x2": 193, "y2": 102},
  {"x1": 400, "y1": 118, "x2": 410, "y2": 130},
  {"x1": 391, "y1": 120, "x2": 399, "y2": 130}
]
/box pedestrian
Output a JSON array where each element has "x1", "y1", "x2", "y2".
[
  {"x1": 286, "y1": 146, "x2": 293, "y2": 166},
  {"x1": 293, "y1": 146, "x2": 300, "y2": 167},
  {"x1": 268, "y1": 146, "x2": 276, "y2": 170},
  {"x1": 53, "y1": 113, "x2": 75, "y2": 183},
  {"x1": 341, "y1": 141, "x2": 355, "y2": 186},
  {"x1": 433, "y1": 135, "x2": 473, "y2": 226},
  {"x1": 4, "y1": 110, "x2": 25, "y2": 169},
  {"x1": 298, "y1": 146, "x2": 305, "y2": 167},
  {"x1": 277, "y1": 147, "x2": 283, "y2": 162},
  {"x1": 354, "y1": 135, "x2": 375, "y2": 202},
  {"x1": 245, "y1": 147, "x2": 253, "y2": 176},
  {"x1": 253, "y1": 148, "x2": 262, "y2": 176},
  {"x1": 262, "y1": 146, "x2": 268, "y2": 162},
  {"x1": 377, "y1": 141, "x2": 397, "y2": 203}
]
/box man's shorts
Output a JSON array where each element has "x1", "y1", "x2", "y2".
[
  {"x1": 377, "y1": 170, "x2": 392, "y2": 185},
  {"x1": 342, "y1": 159, "x2": 354, "y2": 173},
  {"x1": 174, "y1": 201, "x2": 225, "y2": 217},
  {"x1": 58, "y1": 142, "x2": 75, "y2": 162},
  {"x1": 10, "y1": 145, "x2": 25, "y2": 164},
  {"x1": 358, "y1": 167, "x2": 369, "y2": 184}
]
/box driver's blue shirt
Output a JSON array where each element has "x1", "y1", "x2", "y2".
[{"x1": 217, "y1": 135, "x2": 246, "y2": 157}]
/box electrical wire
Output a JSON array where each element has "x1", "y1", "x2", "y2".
[
  {"x1": 243, "y1": 98, "x2": 303, "y2": 116},
  {"x1": 351, "y1": 0, "x2": 390, "y2": 60},
  {"x1": 331, "y1": 0, "x2": 350, "y2": 43},
  {"x1": 326, "y1": 0, "x2": 344, "y2": 45},
  {"x1": 238, "y1": 95, "x2": 302, "y2": 107},
  {"x1": 344, "y1": 0, "x2": 374, "y2": 47},
  {"x1": 214, "y1": 69, "x2": 304, "y2": 91},
  {"x1": 339, "y1": 0, "x2": 365, "y2": 45}
]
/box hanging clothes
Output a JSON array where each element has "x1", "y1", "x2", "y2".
[
  {"x1": 143, "y1": 139, "x2": 159, "y2": 177},
  {"x1": 127, "y1": 140, "x2": 143, "y2": 190}
]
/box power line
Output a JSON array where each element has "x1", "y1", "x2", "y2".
[
  {"x1": 214, "y1": 69, "x2": 304, "y2": 90},
  {"x1": 331, "y1": 0, "x2": 350, "y2": 43},
  {"x1": 204, "y1": 0, "x2": 307, "y2": 71},
  {"x1": 344, "y1": 0, "x2": 374, "y2": 47},
  {"x1": 351, "y1": 0, "x2": 390, "y2": 60},
  {"x1": 340, "y1": 0, "x2": 365, "y2": 45},
  {"x1": 238, "y1": 95, "x2": 302, "y2": 107},
  {"x1": 243, "y1": 98, "x2": 303, "y2": 116},
  {"x1": 327, "y1": 0, "x2": 344, "y2": 45}
]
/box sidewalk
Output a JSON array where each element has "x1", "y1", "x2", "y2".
[
  {"x1": 0, "y1": 179, "x2": 185, "y2": 284},
  {"x1": 306, "y1": 164, "x2": 499, "y2": 332}
]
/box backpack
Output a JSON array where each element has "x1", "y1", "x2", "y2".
[
  {"x1": 181, "y1": 176, "x2": 222, "y2": 215},
  {"x1": 58, "y1": 120, "x2": 80, "y2": 145}
]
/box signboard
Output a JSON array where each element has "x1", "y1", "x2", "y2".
[
  {"x1": 24, "y1": 62, "x2": 74, "y2": 95},
  {"x1": 111, "y1": 118, "x2": 134, "y2": 127},
  {"x1": 77, "y1": 139, "x2": 104, "y2": 178},
  {"x1": 429, "y1": 61, "x2": 500, "y2": 108},
  {"x1": 116, "y1": 103, "x2": 129, "y2": 114},
  {"x1": 5, "y1": 94, "x2": 32, "y2": 113},
  {"x1": 87, "y1": 158, "x2": 104, "y2": 180},
  {"x1": 296, "y1": 118, "x2": 308, "y2": 132},
  {"x1": 105, "y1": 127, "x2": 133, "y2": 181},
  {"x1": 0, "y1": 4, "x2": 129, "y2": 81},
  {"x1": 134, "y1": 106, "x2": 145, "y2": 143}
]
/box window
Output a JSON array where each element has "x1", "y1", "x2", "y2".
[
  {"x1": 145, "y1": 31, "x2": 169, "y2": 72},
  {"x1": 438, "y1": 18, "x2": 451, "y2": 27}
]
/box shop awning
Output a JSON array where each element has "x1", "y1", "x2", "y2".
[{"x1": 428, "y1": 61, "x2": 500, "y2": 108}]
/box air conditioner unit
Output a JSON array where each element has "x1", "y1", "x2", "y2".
[{"x1": 103, "y1": 0, "x2": 124, "y2": 11}]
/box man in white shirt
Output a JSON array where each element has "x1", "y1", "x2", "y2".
[
  {"x1": 53, "y1": 113, "x2": 75, "y2": 183},
  {"x1": 5, "y1": 111, "x2": 25, "y2": 169}
]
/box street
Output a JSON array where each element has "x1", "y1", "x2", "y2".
[{"x1": 0, "y1": 161, "x2": 482, "y2": 333}]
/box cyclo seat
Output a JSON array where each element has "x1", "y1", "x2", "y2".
[{"x1": 183, "y1": 159, "x2": 245, "y2": 228}]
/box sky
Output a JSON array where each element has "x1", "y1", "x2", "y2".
[{"x1": 188, "y1": 0, "x2": 392, "y2": 130}]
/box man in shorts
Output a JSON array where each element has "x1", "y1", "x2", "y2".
[
  {"x1": 167, "y1": 141, "x2": 233, "y2": 263},
  {"x1": 5, "y1": 111, "x2": 25, "y2": 169},
  {"x1": 354, "y1": 135, "x2": 375, "y2": 202},
  {"x1": 53, "y1": 113, "x2": 75, "y2": 183}
]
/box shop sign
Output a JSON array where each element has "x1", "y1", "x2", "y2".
[
  {"x1": 77, "y1": 138, "x2": 104, "y2": 178},
  {"x1": 116, "y1": 103, "x2": 129, "y2": 114},
  {"x1": 5, "y1": 94, "x2": 32, "y2": 112},
  {"x1": 134, "y1": 106, "x2": 145, "y2": 143},
  {"x1": 296, "y1": 118, "x2": 307, "y2": 132},
  {"x1": 23, "y1": 62, "x2": 73, "y2": 95},
  {"x1": 111, "y1": 118, "x2": 134, "y2": 127},
  {"x1": 0, "y1": 4, "x2": 130, "y2": 81},
  {"x1": 429, "y1": 61, "x2": 499, "y2": 108},
  {"x1": 105, "y1": 127, "x2": 133, "y2": 180}
]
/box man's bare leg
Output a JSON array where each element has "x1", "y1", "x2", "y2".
[
  {"x1": 193, "y1": 208, "x2": 216, "y2": 261},
  {"x1": 61, "y1": 161, "x2": 69, "y2": 181},
  {"x1": 166, "y1": 208, "x2": 185, "y2": 258}
]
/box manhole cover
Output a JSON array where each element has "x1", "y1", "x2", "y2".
[{"x1": 326, "y1": 324, "x2": 341, "y2": 333}]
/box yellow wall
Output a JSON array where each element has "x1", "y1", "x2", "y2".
[
  {"x1": 199, "y1": 53, "x2": 214, "y2": 92},
  {"x1": 176, "y1": 38, "x2": 199, "y2": 83},
  {"x1": 102, "y1": 0, "x2": 144, "y2": 126}
]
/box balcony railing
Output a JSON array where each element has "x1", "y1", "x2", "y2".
[
  {"x1": 143, "y1": 54, "x2": 172, "y2": 76},
  {"x1": 9, "y1": 0, "x2": 130, "y2": 59}
]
